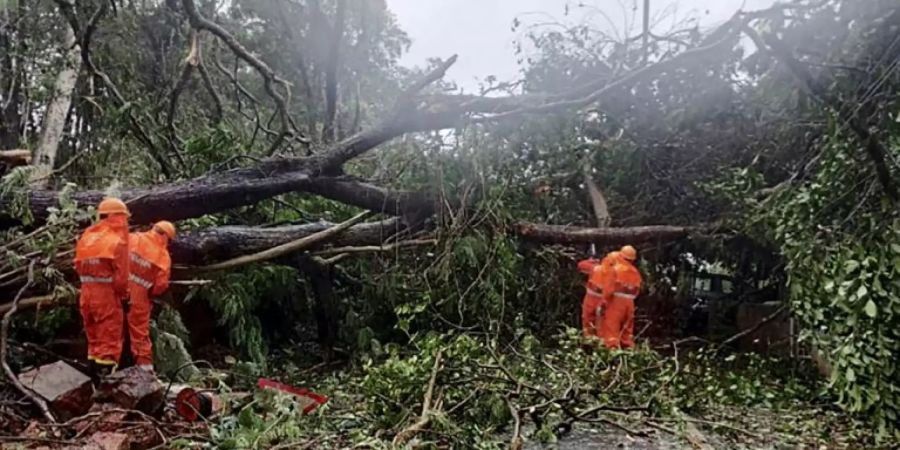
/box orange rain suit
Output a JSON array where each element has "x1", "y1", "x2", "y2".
[
  {"x1": 577, "y1": 252, "x2": 618, "y2": 339},
  {"x1": 74, "y1": 215, "x2": 130, "y2": 365},
  {"x1": 600, "y1": 257, "x2": 642, "y2": 349},
  {"x1": 127, "y1": 231, "x2": 172, "y2": 366}
]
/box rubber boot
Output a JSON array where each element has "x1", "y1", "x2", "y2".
[{"x1": 89, "y1": 361, "x2": 116, "y2": 386}]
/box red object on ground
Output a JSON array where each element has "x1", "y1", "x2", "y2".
[
  {"x1": 175, "y1": 387, "x2": 213, "y2": 422},
  {"x1": 257, "y1": 378, "x2": 328, "y2": 414}
]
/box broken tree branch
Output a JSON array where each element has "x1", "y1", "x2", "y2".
[
  {"x1": 194, "y1": 211, "x2": 371, "y2": 272},
  {"x1": 311, "y1": 238, "x2": 436, "y2": 256},
  {"x1": 0, "y1": 149, "x2": 30, "y2": 166},
  {"x1": 181, "y1": 0, "x2": 304, "y2": 152},
  {"x1": 743, "y1": 25, "x2": 898, "y2": 201},
  {"x1": 1, "y1": 262, "x2": 56, "y2": 422},
  {"x1": 515, "y1": 222, "x2": 700, "y2": 245},
  {"x1": 171, "y1": 217, "x2": 406, "y2": 264},
  {"x1": 165, "y1": 30, "x2": 201, "y2": 148},
  {"x1": 393, "y1": 348, "x2": 443, "y2": 446},
  {"x1": 583, "y1": 161, "x2": 611, "y2": 228},
  {"x1": 719, "y1": 304, "x2": 789, "y2": 348}
]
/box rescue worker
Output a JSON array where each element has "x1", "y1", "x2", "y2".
[
  {"x1": 598, "y1": 245, "x2": 642, "y2": 349},
  {"x1": 127, "y1": 221, "x2": 175, "y2": 372},
  {"x1": 74, "y1": 198, "x2": 130, "y2": 377},
  {"x1": 577, "y1": 250, "x2": 620, "y2": 339}
]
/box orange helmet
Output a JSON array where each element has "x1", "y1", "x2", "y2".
[
  {"x1": 620, "y1": 245, "x2": 637, "y2": 261},
  {"x1": 153, "y1": 221, "x2": 176, "y2": 240},
  {"x1": 97, "y1": 198, "x2": 130, "y2": 217}
]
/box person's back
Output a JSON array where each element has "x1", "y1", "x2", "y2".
[
  {"x1": 74, "y1": 198, "x2": 130, "y2": 376},
  {"x1": 600, "y1": 246, "x2": 642, "y2": 348},
  {"x1": 578, "y1": 251, "x2": 620, "y2": 338},
  {"x1": 126, "y1": 222, "x2": 174, "y2": 372}
]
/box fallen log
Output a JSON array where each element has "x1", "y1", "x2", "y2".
[
  {"x1": 8, "y1": 174, "x2": 434, "y2": 226},
  {"x1": 194, "y1": 211, "x2": 371, "y2": 272},
  {"x1": 0, "y1": 149, "x2": 32, "y2": 166},
  {"x1": 514, "y1": 222, "x2": 699, "y2": 245},
  {"x1": 171, "y1": 217, "x2": 407, "y2": 264}
]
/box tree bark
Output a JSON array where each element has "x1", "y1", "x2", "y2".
[
  {"x1": 514, "y1": 222, "x2": 698, "y2": 245},
  {"x1": 322, "y1": 0, "x2": 346, "y2": 143},
  {"x1": 171, "y1": 218, "x2": 404, "y2": 264},
  {"x1": 30, "y1": 26, "x2": 81, "y2": 187},
  {"x1": 10, "y1": 173, "x2": 431, "y2": 225},
  {"x1": 293, "y1": 255, "x2": 338, "y2": 361}
]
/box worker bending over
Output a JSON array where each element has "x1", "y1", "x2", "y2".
[
  {"x1": 127, "y1": 221, "x2": 175, "y2": 372},
  {"x1": 74, "y1": 198, "x2": 130, "y2": 377},
  {"x1": 577, "y1": 250, "x2": 619, "y2": 339}
]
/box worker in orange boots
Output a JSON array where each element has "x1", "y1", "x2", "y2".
[
  {"x1": 598, "y1": 245, "x2": 642, "y2": 349},
  {"x1": 127, "y1": 221, "x2": 175, "y2": 373},
  {"x1": 577, "y1": 247, "x2": 619, "y2": 339},
  {"x1": 74, "y1": 198, "x2": 131, "y2": 378}
]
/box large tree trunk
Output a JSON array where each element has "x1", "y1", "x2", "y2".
[
  {"x1": 30, "y1": 26, "x2": 81, "y2": 187},
  {"x1": 11, "y1": 173, "x2": 433, "y2": 225}
]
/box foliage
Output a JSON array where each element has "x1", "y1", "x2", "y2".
[
  {"x1": 203, "y1": 266, "x2": 304, "y2": 365},
  {"x1": 710, "y1": 124, "x2": 900, "y2": 439},
  {"x1": 203, "y1": 330, "x2": 883, "y2": 449}
]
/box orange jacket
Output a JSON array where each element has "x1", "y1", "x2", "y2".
[
  {"x1": 612, "y1": 259, "x2": 642, "y2": 298},
  {"x1": 74, "y1": 215, "x2": 129, "y2": 299},
  {"x1": 128, "y1": 231, "x2": 171, "y2": 296},
  {"x1": 578, "y1": 252, "x2": 619, "y2": 299}
]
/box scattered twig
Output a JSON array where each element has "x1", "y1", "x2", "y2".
[
  {"x1": 392, "y1": 348, "x2": 444, "y2": 446},
  {"x1": 311, "y1": 239, "x2": 437, "y2": 256},
  {"x1": 0, "y1": 436, "x2": 80, "y2": 445},
  {"x1": 181, "y1": 0, "x2": 306, "y2": 153},
  {"x1": 507, "y1": 399, "x2": 523, "y2": 450},
  {"x1": 719, "y1": 304, "x2": 788, "y2": 348},
  {"x1": 1, "y1": 262, "x2": 55, "y2": 422}
]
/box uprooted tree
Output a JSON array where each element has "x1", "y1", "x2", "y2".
[{"x1": 1, "y1": 0, "x2": 899, "y2": 439}]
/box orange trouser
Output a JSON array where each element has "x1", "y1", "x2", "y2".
[
  {"x1": 599, "y1": 295, "x2": 635, "y2": 349},
  {"x1": 79, "y1": 283, "x2": 124, "y2": 364},
  {"x1": 127, "y1": 286, "x2": 153, "y2": 366},
  {"x1": 581, "y1": 292, "x2": 604, "y2": 338}
]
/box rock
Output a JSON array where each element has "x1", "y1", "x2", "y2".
[
  {"x1": 95, "y1": 366, "x2": 164, "y2": 415},
  {"x1": 18, "y1": 361, "x2": 93, "y2": 420},
  {"x1": 88, "y1": 432, "x2": 131, "y2": 450}
]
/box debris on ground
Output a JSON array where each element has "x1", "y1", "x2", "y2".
[
  {"x1": 257, "y1": 377, "x2": 328, "y2": 415},
  {"x1": 94, "y1": 367, "x2": 164, "y2": 416},
  {"x1": 17, "y1": 361, "x2": 93, "y2": 421}
]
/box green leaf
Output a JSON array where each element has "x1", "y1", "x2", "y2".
[
  {"x1": 844, "y1": 259, "x2": 860, "y2": 274},
  {"x1": 864, "y1": 300, "x2": 877, "y2": 318},
  {"x1": 891, "y1": 243, "x2": 900, "y2": 254},
  {"x1": 856, "y1": 284, "x2": 868, "y2": 299}
]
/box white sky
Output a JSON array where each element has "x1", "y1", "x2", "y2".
[{"x1": 387, "y1": 0, "x2": 777, "y2": 91}]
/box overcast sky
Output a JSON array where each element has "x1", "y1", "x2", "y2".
[{"x1": 387, "y1": 0, "x2": 777, "y2": 91}]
